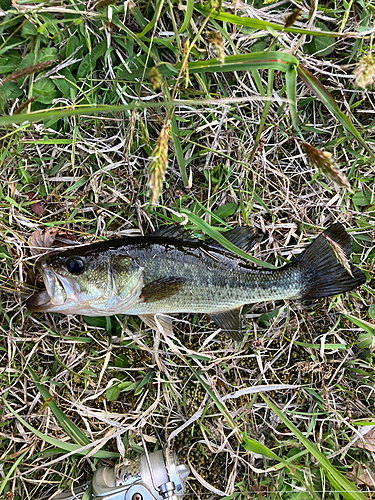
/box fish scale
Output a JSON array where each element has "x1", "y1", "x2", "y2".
[{"x1": 122, "y1": 243, "x2": 302, "y2": 315}]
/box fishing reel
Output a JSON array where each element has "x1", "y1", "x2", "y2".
[{"x1": 54, "y1": 448, "x2": 190, "y2": 500}]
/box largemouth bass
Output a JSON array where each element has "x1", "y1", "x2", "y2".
[{"x1": 27, "y1": 223, "x2": 365, "y2": 340}]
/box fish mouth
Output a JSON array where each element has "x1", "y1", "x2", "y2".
[
  {"x1": 26, "y1": 289, "x2": 56, "y2": 312},
  {"x1": 26, "y1": 261, "x2": 72, "y2": 313}
]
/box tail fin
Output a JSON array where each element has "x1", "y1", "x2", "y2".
[{"x1": 294, "y1": 223, "x2": 365, "y2": 300}]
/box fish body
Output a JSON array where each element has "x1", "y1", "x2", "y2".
[{"x1": 27, "y1": 224, "x2": 366, "y2": 340}]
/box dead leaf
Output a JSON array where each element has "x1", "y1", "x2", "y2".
[
  {"x1": 28, "y1": 228, "x2": 77, "y2": 256},
  {"x1": 28, "y1": 191, "x2": 44, "y2": 216},
  {"x1": 354, "y1": 426, "x2": 375, "y2": 453},
  {"x1": 349, "y1": 462, "x2": 375, "y2": 488},
  {"x1": 28, "y1": 228, "x2": 58, "y2": 255}
]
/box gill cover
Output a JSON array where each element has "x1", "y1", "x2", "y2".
[{"x1": 27, "y1": 251, "x2": 144, "y2": 316}]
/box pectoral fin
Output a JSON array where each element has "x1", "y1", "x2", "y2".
[
  {"x1": 139, "y1": 313, "x2": 173, "y2": 336},
  {"x1": 210, "y1": 307, "x2": 243, "y2": 341},
  {"x1": 140, "y1": 276, "x2": 185, "y2": 303}
]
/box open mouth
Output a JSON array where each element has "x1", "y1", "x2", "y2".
[
  {"x1": 26, "y1": 289, "x2": 55, "y2": 311},
  {"x1": 26, "y1": 262, "x2": 68, "y2": 312}
]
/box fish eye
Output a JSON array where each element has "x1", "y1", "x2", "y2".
[{"x1": 66, "y1": 257, "x2": 85, "y2": 274}]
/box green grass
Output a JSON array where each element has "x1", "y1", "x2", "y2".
[{"x1": 0, "y1": 0, "x2": 375, "y2": 498}]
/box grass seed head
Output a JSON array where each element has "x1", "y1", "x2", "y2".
[
  {"x1": 302, "y1": 142, "x2": 352, "y2": 192},
  {"x1": 353, "y1": 53, "x2": 375, "y2": 88},
  {"x1": 207, "y1": 31, "x2": 224, "y2": 65},
  {"x1": 139, "y1": 116, "x2": 150, "y2": 148},
  {"x1": 323, "y1": 234, "x2": 354, "y2": 277},
  {"x1": 149, "y1": 66, "x2": 162, "y2": 90},
  {"x1": 183, "y1": 40, "x2": 190, "y2": 87},
  {"x1": 208, "y1": 0, "x2": 219, "y2": 10},
  {"x1": 93, "y1": 0, "x2": 117, "y2": 9},
  {"x1": 124, "y1": 110, "x2": 138, "y2": 160},
  {"x1": 2, "y1": 60, "x2": 55, "y2": 83},
  {"x1": 284, "y1": 8, "x2": 302, "y2": 28},
  {"x1": 148, "y1": 124, "x2": 169, "y2": 205}
]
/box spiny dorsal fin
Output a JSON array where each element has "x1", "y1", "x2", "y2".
[
  {"x1": 150, "y1": 225, "x2": 197, "y2": 242},
  {"x1": 210, "y1": 307, "x2": 243, "y2": 341},
  {"x1": 205, "y1": 227, "x2": 259, "y2": 254},
  {"x1": 140, "y1": 276, "x2": 186, "y2": 303}
]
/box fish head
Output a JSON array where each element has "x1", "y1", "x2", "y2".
[{"x1": 27, "y1": 248, "x2": 144, "y2": 316}]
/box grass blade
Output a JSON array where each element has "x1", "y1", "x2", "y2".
[
  {"x1": 0, "y1": 82, "x2": 294, "y2": 127},
  {"x1": 0, "y1": 450, "x2": 28, "y2": 496},
  {"x1": 286, "y1": 62, "x2": 298, "y2": 128},
  {"x1": 3, "y1": 394, "x2": 118, "y2": 458},
  {"x1": 121, "y1": 51, "x2": 298, "y2": 80},
  {"x1": 26, "y1": 365, "x2": 90, "y2": 446},
  {"x1": 297, "y1": 65, "x2": 374, "y2": 158},
  {"x1": 343, "y1": 314, "x2": 375, "y2": 335},
  {"x1": 171, "y1": 114, "x2": 188, "y2": 186},
  {"x1": 260, "y1": 394, "x2": 367, "y2": 500},
  {"x1": 178, "y1": 0, "x2": 194, "y2": 33},
  {"x1": 134, "y1": 0, "x2": 164, "y2": 37},
  {"x1": 249, "y1": 69, "x2": 274, "y2": 163},
  {"x1": 195, "y1": 5, "x2": 337, "y2": 37}
]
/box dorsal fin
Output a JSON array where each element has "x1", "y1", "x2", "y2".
[
  {"x1": 205, "y1": 227, "x2": 258, "y2": 254},
  {"x1": 150, "y1": 225, "x2": 198, "y2": 242}
]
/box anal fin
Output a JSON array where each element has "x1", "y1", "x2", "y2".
[{"x1": 210, "y1": 307, "x2": 243, "y2": 341}]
